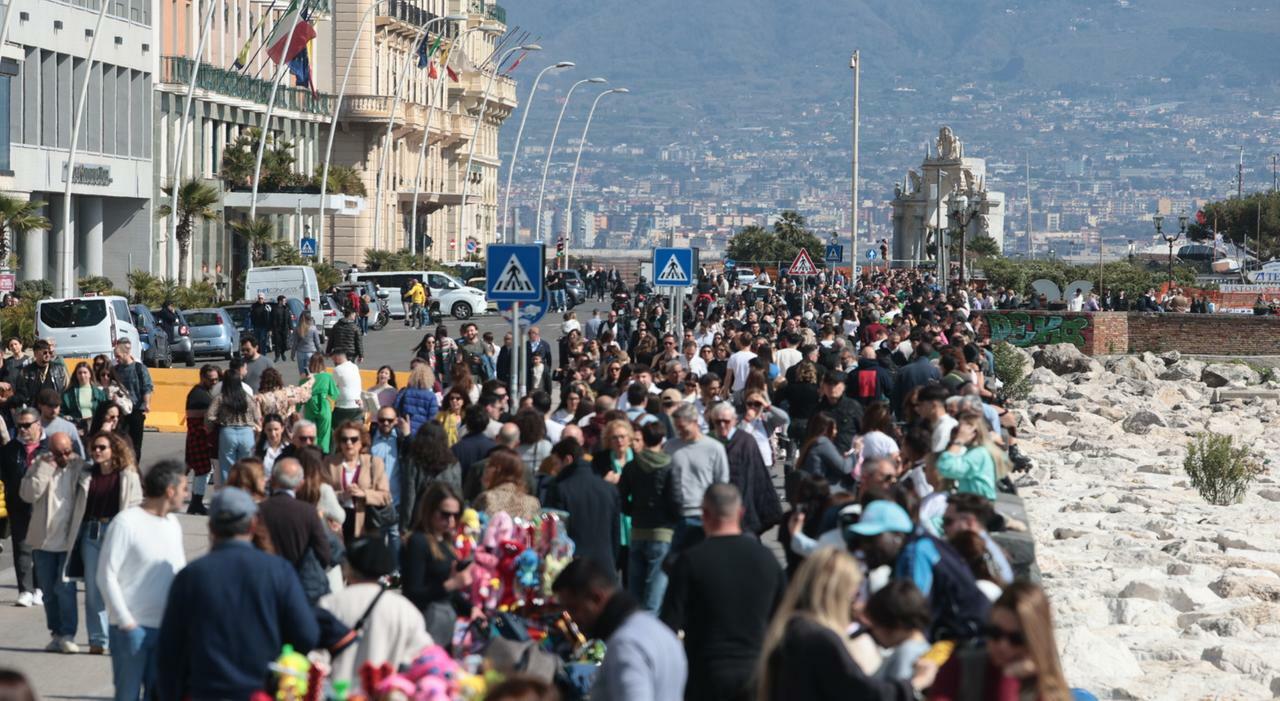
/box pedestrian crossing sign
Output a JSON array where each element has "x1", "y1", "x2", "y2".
[
  {"x1": 300, "y1": 237, "x2": 317, "y2": 258},
  {"x1": 653, "y1": 247, "x2": 694, "y2": 287},
  {"x1": 486, "y1": 244, "x2": 544, "y2": 302},
  {"x1": 787, "y1": 248, "x2": 820, "y2": 277}
]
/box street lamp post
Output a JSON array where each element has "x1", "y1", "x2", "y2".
[
  {"x1": 947, "y1": 190, "x2": 981, "y2": 287},
  {"x1": 563, "y1": 87, "x2": 628, "y2": 264},
  {"x1": 1154, "y1": 214, "x2": 1187, "y2": 286},
  {"x1": 317, "y1": 5, "x2": 466, "y2": 260},
  {"x1": 455, "y1": 44, "x2": 541, "y2": 262},
  {"x1": 849, "y1": 49, "x2": 860, "y2": 292},
  {"x1": 534, "y1": 77, "x2": 606, "y2": 244},
  {"x1": 499, "y1": 61, "x2": 575, "y2": 244},
  {"x1": 372, "y1": 20, "x2": 498, "y2": 252}
]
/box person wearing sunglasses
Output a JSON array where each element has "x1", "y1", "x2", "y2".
[
  {"x1": 322, "y1": 421, "x2": 390, "y2": 544},
  {"x1": 926, "y1": 582, "x2": 1074, "y2": 701},
  {"x1": 402, "y1": 482, "x2": 475, "y2": 647},
  {"x1": 0, "y1": 407, "x2": 48, "y2": 607}
]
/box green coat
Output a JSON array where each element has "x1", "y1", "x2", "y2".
[{"x1": 303, "y1": 373, "x2": 337, "y2": 453}]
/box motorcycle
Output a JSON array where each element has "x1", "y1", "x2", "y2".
[{"x1": 611, "y1": 290, "x2": 631, "y2": 313}]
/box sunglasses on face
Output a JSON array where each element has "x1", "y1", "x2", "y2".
[
  {"x1": 437, "y1": 510, "x2": 461, "y2": 520},
  {"x1": 746, "y1": 401, "x2": 764, "y2": 409},
  {"x1": 712, "y1": 418, "x2": 734, "y2": 425},
  {"x1": 378, "y1": 416, "x2": 397, "y2": 424},
  {"x1": 91, "y1": 444, "x2": 110, "y2": 452},
  {"x1": 17, "y1": 421, "x2": 36, "y2": 429},
  {"x1": 984, "y1": 625, "x2": 1026, "y2": 646},
  {"x1": 297, "y1": 435, "x2": 316, "y2": 443},
  {"x1": 339, "y1": 435, "x2": 361, "y2": 444}
]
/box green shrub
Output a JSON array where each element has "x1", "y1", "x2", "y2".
[
  {"x1": 0, "y1": 296, "x2": 35, "y2": 345},
  {"x1": 14, "y1": 279, "x2": 52, "y2": 301},
  {"x1": 992, "y1": 342, "x2": 1030, "y2": 402},
  {"x1": 1183, "y1": 433, "x2": 1265, "y2": 506}
]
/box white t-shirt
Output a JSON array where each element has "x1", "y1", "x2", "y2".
[
  {"x1": 544, "y1": 417, "x2": 563, "y2": 443},
  {"x1": 931, "y1": 415, "x2": 959, "y2": 454},
  {"x1": 97, "y1": 507, "x2": 187, "y2": 628},
  {"x1": 333, "y1": 361, "x2": 363, "y2": 409},
  {"x1": 726, "y1": 350, "x2": 757, "y2": 392},
  {"x1": 776, "y1": 347, "x2": 803, "y2": 375},
  {"x1": 687, "y1": 355, "x2": 708, "y2": 378}
]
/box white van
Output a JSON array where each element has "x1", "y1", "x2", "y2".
[
  {"x1": 350, "y1": 270, "x2": 487, "y2": 320},
  {"x1": 36, "y1": 296, "x2": 142, "y2": 358},
  {"x1": 244, "y1": 265, "x2": 321, "y2": 305}
]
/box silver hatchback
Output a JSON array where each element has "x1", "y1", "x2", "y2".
[{"x1": 184, "y1": 308, "x2": 240, "y2": 360}]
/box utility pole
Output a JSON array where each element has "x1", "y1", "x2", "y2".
[
  {"x1": 1025, "y1": 154, "x2": 1033, "y2": 259},
  {"x1": 1238, "y1": 147, "x2": 1244, "y2": 200},
  {"x1": 850, "y1": 49, "x2": 860, "y2": 292},
  {"x1": 936, "y1": 168, "x2": 945, "y2": 294},
  {"x1": 1272, "y1": 154, "x2": 1277, "y2": 193}
]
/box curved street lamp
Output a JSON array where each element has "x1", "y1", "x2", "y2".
[
  {"x1": 1154, "y1": 214, "x2": 1187, "y2": 286},
  {"x1": 498, "y1": 61, "x2": 574, "y2": 243},
  {"x1": 371, "y1": 20, "x2": 499, "y2": 251},
  {"x1": 453, "y1": 43, "x2": 541, "y2": 261},
  {"x1": 247, "y1": 8, "x2": 312, "y2": 224},
  {"x1": 533, "y1": 77, "x2": 606, "y2": 244},
  {"x1": 563, "y1": 87, "x2": 628, "y2": 263},
  {"x1": 316, "y1": 5, "x2": 467, "y2": 259}
]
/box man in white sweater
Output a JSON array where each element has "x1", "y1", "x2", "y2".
[{"x1": 97, "y1": 460, "x2": 188, "y2": 700}]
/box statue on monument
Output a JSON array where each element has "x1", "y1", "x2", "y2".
[
  {"x1": 907, "y1": 169, "x2": 922, "y2": 193},
  {"x1": 937, "y1": 126, "x2": 962, "y2": 160}
]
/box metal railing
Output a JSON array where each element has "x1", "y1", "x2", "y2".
[
  {"x1": 159, "y1": 56, "x2": 332, "y2": 116},
  {"x1": 468, "y1": 0, "x2": 505, "y2": 23}
]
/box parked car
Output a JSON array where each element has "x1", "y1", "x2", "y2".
[
  {"x1": 317, "y1": 294, "x2": 341, "y2": 331},
  {"x1": 423, "y1": 270, "x2": 488, "y2": 320},
  {"x1": 151, "y1": 308, "x2": 196, "y2": 367},
  {"x1": 222, "y1": 303, "x2": 253, "y2": 337},
  {"x1": 184, "y1": 308, "x2": 240, "y2": 360},
  {"x1": 555, "y1": 269, "x2": 586, "y2": 307},
  {"x1": 130, "y1": 305, "x2": 172, "y2": 368},
  {"x1": 466, "y1": 277, "x2": 499, "y2": 312},
  {"x1": 36, "y1": 296, "x2": 141, "y2": 359}
]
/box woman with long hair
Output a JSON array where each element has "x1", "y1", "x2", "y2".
[
  {"x1": 206, "y1": 370, "x2": 261, "y2": 483},
  {"x1": 62, "y1": 361, "x2": 107, "y2": 435},
  {"x1": 294, "y1": 444, "x2": 331, "y2": 505},
  {"x1": 435, "y1": 388, "x2": 469, "y2": 447},
  {"x1": 395, "y1": 364, "x2": 440, "y2": 435},
  {"x1": 322, "y1": 420, "x2": 391, "y2": 543},
  {"x1": 928, "y1": 582, "x2": 1072, "y2": 701},
  {"x1": 253, "y1": 414, "x2": 289, "y2": 477},
  {"x1": 399, "y1": 421, "x2": 460, "y2": 523},
  {"x1": 775, "y1": 360, "x2": 820, "y2": 443},
  {"x1": 402, "y1": 482, "x2": 474, "y2": 647},
  {"x1": 474, "y1": 448, "x2": 541, "y2": 521},
  {"x1": 71, "y1": 431, "x2": 141, "y2": 654},
  {"x1": 256, "y1": 367, "x2": 309, "y2": 419},
  {"x1": 551, "y1": 385, "x2": 584, "y2": 425},
  {"x1": 94, "y1": 365, "x2": 134, "y2": 417},
  {"x1": 446, "y1": 362, "x2": 477, "y2": 404},
  {"x1": 936, "y1": 410, "x2": 1005, "y2": 501},
  {"x1": 369, "y1": 365, "x2": 398, "y2": 409},
  {"x1": 796, "y1": 413, "x2": 854, "y2": 489},
  {"x1": 302, "y1": 353, "x2": 337, "y2": 453},
  {"x1": 513, "y1": 408, "x2": 551, "y2": 478},
  {"x1": 226, "y1": 456, "x2": 268, "y2": 502},
  {"x1": 293, "y1": 311, "x2": 323, "y2": 378},
  {"x1": 756, "y1": 548, "x2": 917, "y2": 701}
]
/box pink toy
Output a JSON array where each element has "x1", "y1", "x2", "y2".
[{"x1": 373, "y1": 645, "x2": 459, "y2": 701}]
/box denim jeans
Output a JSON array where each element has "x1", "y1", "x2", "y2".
[
  {"x1": 628, "y1": 539, "x2": 672, "y2": 612},
  {"x1": 79, "y1": 521, "x2": 110, "y2": 647},
  {"x1": 191, "y1": 472, "x2": 208, "y2": 495},
  {"x1": 296, "y1": 351, "x2": 313, "y2": 378},
  {"x1": 254, "y1": 328, "x2": 270, "y2": 353},
  {"x1": 358, "y1": 316, "x2": 369, "y2": 335},
  {"x1": 382, "y1": 523, "x2": 401, "y2": 574},
  {"x1": 110, "y1": 624, "x2": 160, "y2": 701},
  {"x1": 672, "y1": 516, "x2": 705, "y2": 554},
  {"x1": 551, "y1": 289, "x2": 566, "y2": 311},
  {"x1": 34, "y1": 549, "x2": 77, "y2": 637},
  {"x1": 218, "y1": 426, "x2": 255, "y2": 483}
]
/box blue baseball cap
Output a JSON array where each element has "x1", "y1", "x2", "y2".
[{"x1": 846, "y1": 500, "x2": 913, "y2": 537}]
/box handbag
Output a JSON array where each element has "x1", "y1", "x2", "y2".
[{"x1": 359, "y1": 455, "x2": 399, "y2": 532}]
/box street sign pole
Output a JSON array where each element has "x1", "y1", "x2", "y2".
[{"x1": 487, "y1": 244, "x2": 546, "y2": 400}]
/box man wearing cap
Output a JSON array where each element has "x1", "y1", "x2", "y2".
[
  {"x1": 319, "y1": 537, "x2": 430, "y2": 682},
  {"x1": 849, "y1": 500, "x2": 990, "y2": 642},
  {"x1": 156, "y1": 487, "x2": 319, "y2": 700}
]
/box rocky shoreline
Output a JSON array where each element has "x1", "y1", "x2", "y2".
[{"x1": 1012, "y1": 345, "x2": 1280, "y2": 700}]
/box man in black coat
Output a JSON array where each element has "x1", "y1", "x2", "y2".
[
  {"x1": 892, "y1": 339, "x2": 942, "y2": 418},
  {"x1": 815, "y1": 371, "x2": 863, "y2": 455},
  {"x1": 14, "y1": 340, "x2": 67, "y2": 409},
  {"x1": 704, "y1": 403, "x2": 782, "y2": 537},
  {"x1": 544, "y1": 439, "x2": 621, "y2": 577},
  {"x1": 269, "y1": 296, "x2": 292, "y2": 362},
  {"x1": 249, "y1": 293, "x2": 273, "y2": 352},
  {"x1": 324, "y1": 309, "x2": 364, "y2": 363},
  {"x1": 256, "y1": 458, "x2": 332, "y2": 602}
]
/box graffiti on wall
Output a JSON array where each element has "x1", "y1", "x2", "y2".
[{"x1": 986, "y1": 312, "x2": 1092, "y2": 349}]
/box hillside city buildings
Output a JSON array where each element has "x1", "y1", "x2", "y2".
[{"x1": 0, "y1": 0, "x2": 513, "y2": 291}]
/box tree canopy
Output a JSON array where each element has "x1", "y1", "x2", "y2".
[
  {"x1": 726, "y1": 211, "x2": 827, "y2": 267},
  {"x1": 1187, "y1": 192, "x2": 1280, "y2": 261}
]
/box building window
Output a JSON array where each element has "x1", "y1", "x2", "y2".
[{"x1": 0, "y1": 68, "x2": 12, "y2": 173}]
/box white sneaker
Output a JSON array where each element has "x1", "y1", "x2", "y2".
[
  {"x1": 57, "y1": 637, "x2": 80, "y2": 654},
  {"x1": 15, "y1": 591, "x2": 33, "y2": 607},
  {"x1": 32, "y1": 589, "x2": 43, "y2": 606}
]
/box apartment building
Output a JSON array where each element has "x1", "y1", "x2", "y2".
[
  {"x1": 322, "y1": 0, "x2": 515, "y2": 265},
  {"x1": 2, "y1": 0, "x2": 157, "y2": 287}
]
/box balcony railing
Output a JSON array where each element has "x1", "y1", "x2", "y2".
[
  {"x1": 468, "y1": 0, "x2": 505, "y2": 24},
  {"x1": 160, "y1": 56, "x2": 331, "y2": 115}
]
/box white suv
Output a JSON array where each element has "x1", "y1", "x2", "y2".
[{"x1": 425, "y1": 271, "x2": 488, "y2": 320}]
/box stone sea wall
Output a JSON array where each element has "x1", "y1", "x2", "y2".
[
  {"x1": 1011, "y1": 344, "x2": 1280, "y2": 699},
  {"x1": 975, "y1": 310, "x2": 1280, "y2": 357}
]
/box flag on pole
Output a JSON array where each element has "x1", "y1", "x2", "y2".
[
  {"x1": 288, "y1": 40, "x2": 317, "y2": 96},
  {"x1": 232, "y1": 0, "x2": 281, "y2": 70},
  {"x1": 265, "y1": 4, "x2": 317, "y2": 64},
  {"x1": 438, "y1": 39, "x2": 461, "y2": 82},
  {"x1": 428, "y1": 60, "x2": 439, "y2": 80},
  {"x1": 503, "y1": 51, "x2": 526, "y2": 74},
  {"x1": 417, "y1": 34, "x2": 441, "y2": 69},
  {"x1": 446, "y1": 65, "x2": 460, "y2": 82}
]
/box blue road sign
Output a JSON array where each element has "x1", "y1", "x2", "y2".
[
  {"x1": 500, "y1": 297, "x2": 548, "y2": 329},
  {"x1": 724, "y1": 259, "x2": 736, "y2": 269},
  {"x1": 824, "y1": 244, "x2": 843, "y2": 262},
  {"x1": 865, "y1": 249, "x2": 878, "y2": 260},
  {"x1": 486, "y1": 244, "x2": 544, "y2": 302},
  {"x1": 653, "y1": 247, "x2": 694, "y2": 286},
  {"x1": 300, "y1": 237, "x2": 317, "y2": 258}
]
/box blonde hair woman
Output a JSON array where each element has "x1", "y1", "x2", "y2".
[
  {"x1": 936, "y1": 410, "x2": 1008, "y2": 501},
  {"x1": 757, "y1": 548, "x2": 922, "y2": 701}
]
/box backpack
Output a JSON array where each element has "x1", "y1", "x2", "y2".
[
  {"x1": 853, "y1": 367, "x2": 885, "y2": 403},
  {"x1": 359, "y1": 295, "x2": 370, "y2": 316}
]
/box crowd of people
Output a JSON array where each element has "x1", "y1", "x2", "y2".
[{"x1": 0, "y1": 265, "x2": 1096, "y2": 701}]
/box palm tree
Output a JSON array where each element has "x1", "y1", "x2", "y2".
[
  {"x1": 156, "y1": 179, "x2": 221, "y2": 286},
  {"x1": 232, "y1": 217, "x2": 276, "y2": 265},
  {"x1": 0, "y1": 195, "x2": 51, "y2": 270},
  {"x1": 315, "y1": 164, "x2": 367, "y2": 196}
]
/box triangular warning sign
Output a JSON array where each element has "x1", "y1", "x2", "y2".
[
  {"x1": 788, "y1": 248, "x2": 819, "y2": 276},
  {"x1": 493, "y1": 254, "x2": 535, "y2": 293},
  {"x1": 657, "y1": 253, "x2": 687, "y2": 283}
]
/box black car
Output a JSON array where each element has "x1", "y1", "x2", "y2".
[{"x1": 130, "y1": 305, "x2": 172, "y2": 368}]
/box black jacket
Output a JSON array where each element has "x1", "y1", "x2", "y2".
[
  {"x1": 616, "y1": 450, "x2": 680, "y2": 534},
  {"x1": 269, "y1": 304, "x2": 292, "y2": 337},
  {"x1": 324, "y1": 318, "x2": 363, "y2": 359},
  {"x1": 849, "y1": 358, "x2": 895, "y2": 405},
  {"x1": 762, "y1": 616, "x2": 913, "y2": 701},
  {"x1": 892, "y1": 356, "x2": 941, "y2": 417},
  {"x1": 249, "y1": 301, "x2": 272, "y2": 331},
  {"x1": 544, "y1": 459, "x2": 621, "y2": 575},
  {"x1": 15, "y1": 361, "x2": 68, "y2": 409},
  {"x1": 815, "y1": 395, "x2": 863, "y2": 454},
  {"x1": 0, "y1": 436, "x2": 48, "y2": 530},
  {"x1": 721, "y1": 430, "x2": 784, "y2": 535}
]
